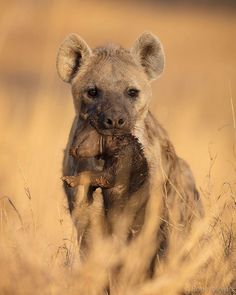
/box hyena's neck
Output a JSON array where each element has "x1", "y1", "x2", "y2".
[{"x1": 132, "y1": 111, "x2": 166, "y2": 173}]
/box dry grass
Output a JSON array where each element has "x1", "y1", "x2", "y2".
[{"x1": 0, "y1": 1, "x2": 235, "y2": 294}]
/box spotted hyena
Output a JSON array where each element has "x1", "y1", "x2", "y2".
[{"x1": 56, "y1": 32, "x2": 203, "y2": 259}]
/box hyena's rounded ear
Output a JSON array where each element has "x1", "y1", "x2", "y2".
[
  {"x1": 56, "y1": 34, "x2": 91, "y2": 83},
  {"x1": 131, "y1": 32, "x2": 165, "y2": 80}
]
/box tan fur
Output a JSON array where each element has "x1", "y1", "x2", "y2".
[{"x1": 57, "y1": 32, "x2": 203, "y2": 261}]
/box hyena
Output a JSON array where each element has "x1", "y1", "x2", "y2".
[{"x1": 57, "y1": 32, "x2": 203, "y2": 260}]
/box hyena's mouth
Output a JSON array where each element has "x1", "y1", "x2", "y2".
[{"x1": 89, "y1": 116, "x2": 132, "y2": 136}]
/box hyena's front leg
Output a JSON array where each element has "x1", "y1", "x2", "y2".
[{"x1": 62, "y1": 170, "x2": 115, "y2": 189}]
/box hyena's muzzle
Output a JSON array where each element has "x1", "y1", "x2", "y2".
[{"x1": 80, "y1": 94, "x2": 134, "y2": 136}]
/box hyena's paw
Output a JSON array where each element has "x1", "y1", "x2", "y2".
[{"x1": 61, "y1": 176, "x2": 79, "y2": 188}]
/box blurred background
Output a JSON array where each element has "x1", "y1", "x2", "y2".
[{"x1": 0, "y1": 0, "x2": 235, "y2": 241}]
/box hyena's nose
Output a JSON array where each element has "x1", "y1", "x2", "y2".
[{"x1": 102, "y1": 113, "x2": 127, "y2": 129}]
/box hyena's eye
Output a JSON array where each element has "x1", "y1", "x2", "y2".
[
  {"x1": 127, "y1": 88, "x2": 139, "y2": 99},
  {"x1": 87, "y1": 87, "x2": 99, "y2": 98}
]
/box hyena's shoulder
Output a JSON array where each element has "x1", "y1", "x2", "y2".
[{"x1": 143, "y1": 111, "x2": 203, "y2": 223}]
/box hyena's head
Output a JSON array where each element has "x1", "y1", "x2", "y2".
[{"x1": 57, "y1": 32, "x2": 164, "y2": 135}]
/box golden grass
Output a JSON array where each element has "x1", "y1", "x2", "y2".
[{"x1": 0, "y1": 1, "x2": 235, "y2": 294}]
